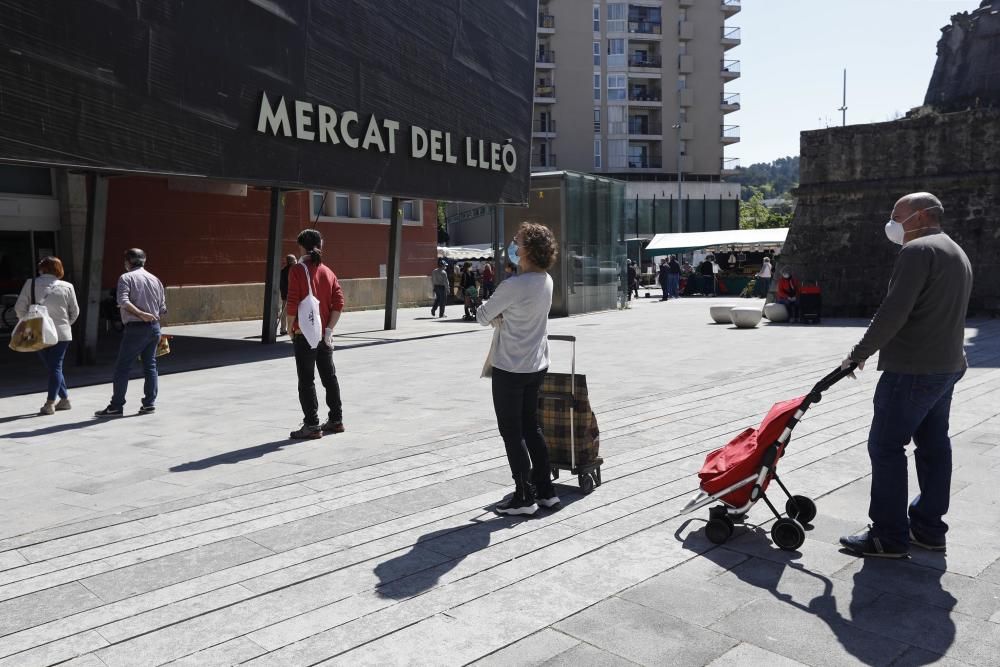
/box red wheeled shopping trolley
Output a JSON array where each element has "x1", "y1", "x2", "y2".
[{"x1": 681, "y1": 364, "x2": 856, "y2": 550}]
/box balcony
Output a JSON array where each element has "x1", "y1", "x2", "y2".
[
  {"x1": 722, "y1": 26, "x2": 741, "y2": 50},
  {"x1": 532, "y1": 119, "x2": 557, "y2": 137},
  {"x1": 628, "y1": 21, "x2": 662, "y2": 38},
  {"x1": 679, "y1": 88, "x2": 694, "y2": 107},
  {"x1": 628, "y1": 89, "x2": 662, "y2": 105},
  {"x1": 534, "y1": 84, "x2": 556, "y2": 102},
  {"x1": 628, "y1": 54, "x2": 662, "y2": 69},
  {"x1": 627, "y1": 155, "x2": 663, "y2": 169},
  {"x1": 628, "y1": 121, "x2": 662, "y2": 136},
  {"x1": 536, "y1": 50, "x2": 555, "y2": 68},
  {"x1": 530, "y1": 152, "x2": 558, "y2": 170},
  {"x1": 721, "y1": 157, "x2": 740, "y2": 175},
  {"x1": 679, "y1": 0, "x2": 695, "y2": 5},
  {"x1": 678, "y1": 20, "x2": 694, "y2": 40},
  {"x1": 538, "y1": 14, "x2": 555, "y2": 33},
  {"x1": 722, "y1": 0, "x2": 741, "y2": 15},
  {"x1": 721, "y1": 92, "x2": 740, "y2": 113},
  {"x1": 722, "y1": 124, "x2": 741, "y2": 144},
  {"x1": 721, "y1": 59, "x2": 741, "y2": 80},
  {"x1": 679, "y1": 54, "x2": 694, "y2": 74}
]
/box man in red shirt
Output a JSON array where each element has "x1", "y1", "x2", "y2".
[{"x1": 286, "y1": 228, "x2": 346, "y2": 439}]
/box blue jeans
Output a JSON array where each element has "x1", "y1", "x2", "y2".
[
  {"x1": 38, "y1": 341, "x2": 70, "y2": 401},
  {"x1": 667, "y1": 273, "x2": 680, "y2": 298},
  {"x1": 431, "y1": 285, "x2": 447, "y2": 316},
  {"x1": 111, "y1": 322, "x2": 160, "y2": 409},
  {"x1": 868, "y1": 370, "x2": 964, "y2": 547}
]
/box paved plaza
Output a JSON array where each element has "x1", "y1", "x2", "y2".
[{"x1": 1, "y1": 297, "x2": 999, "y2": 666}]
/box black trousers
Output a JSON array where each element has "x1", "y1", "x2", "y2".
[
  {"x1": 491, "y1": 367, "x2": 553, "y2": 491},
  {"x1": 431, "y1": 285, "x2": 447, "y2": 315},
  {"x1": 293, "y1": 334, "x2": 343, "y2": 426}
]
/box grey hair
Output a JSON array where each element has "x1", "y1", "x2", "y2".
[
  {"x1": 124, "y1": 248, "x2": 146, "y2": 267},
  {"x1": 899, "y1": 192, "x2": 944, "y2": 224}
]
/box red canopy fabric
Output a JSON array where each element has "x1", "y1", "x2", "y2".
[{"x1": 698, "y1": 396, "x2": 806, "y2": 506}]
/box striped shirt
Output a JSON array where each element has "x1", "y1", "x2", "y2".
[{"x1": 117, "y1": 267, "x2": 167, "y2": 323}]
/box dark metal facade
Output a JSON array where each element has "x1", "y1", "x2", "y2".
[{"x1": 0, "y1": 0, "x2": 537, "y2": 204}]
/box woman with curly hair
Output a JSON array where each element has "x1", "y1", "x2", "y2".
[{"x1": 477, "y1": 222, "x2": 559, "y2": 516}]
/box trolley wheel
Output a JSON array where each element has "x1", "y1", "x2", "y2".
[
  {"x1": 551, "y1": 467, "x2": 560, "y2": 481},
  {"x1": 593, "y1": 468, "x2": 602, "y2": 487},
  {"x1": 786, "y1": 495, "x2": 817, "y2": 525},
  {"x1": 771, "y1": 518, "x2": 806, "y2": 551},
  {"x1": 579, "y1": 473, "x2": 595, "y2": 494},
  {"x1": 706, "y1": 517, "x2": 734, "y2": 545}
]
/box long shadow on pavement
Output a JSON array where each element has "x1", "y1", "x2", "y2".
[
  {"x1": 1, "y1": 415, "x2": 138, "y2": 439},
  {"x1": 677, "y1": 520, "x2": 955, "y2": 666},
  {"x1": 169, "y1": 438, "x2": 303, "y2": 471},
  {"x1": 373, "y1": 484, "x2": 586, "y2": 600}
]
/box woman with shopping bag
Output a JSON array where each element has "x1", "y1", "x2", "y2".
[
  {"x1": 285, "y1": 228, "x2": 346, "y2": 440},
  {"x1": 12, "y1": 256, "x2": 79, "y2": 415}
]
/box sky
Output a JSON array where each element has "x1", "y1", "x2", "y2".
[{"x1": 734, "y1": 0, "x2": 984, "y2": 166}]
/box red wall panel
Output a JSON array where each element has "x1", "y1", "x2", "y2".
[{"x1": 101, "y1": 177, "x2": 436, "y2": 289}]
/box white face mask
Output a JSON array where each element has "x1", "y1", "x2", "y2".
[{"x1": 885, "y1": 206, "x2": 941, "y2": 245}]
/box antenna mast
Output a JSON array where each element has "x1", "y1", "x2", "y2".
[{"x1": 838, "y1": 69, "x2": 847, "y2": 126}]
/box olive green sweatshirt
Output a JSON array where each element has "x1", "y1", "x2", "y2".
[{"x1": 850, "y1": 231, "x2": 972, "y2": 374}]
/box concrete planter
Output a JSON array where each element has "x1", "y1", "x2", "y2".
[
  {"x1": 730, "y1": 306, "x2": 763, "y2": 328},
  {"x1": 709, "y1": 304, "x2": 737, "y2": 324},
  {"x1": 763, "y1": 302, "x2": 789, "y2": 322}
]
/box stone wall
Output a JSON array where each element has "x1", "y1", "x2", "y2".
[
  {"x1": 780, "y1": 108, "x2": 1000, "y2": 317},
  {"x1": 925, "y1": 1, "x2": 1000, "y2": 112},
  {"x1": 165, "y1": 276, "x2": 434, "y2": 325}
]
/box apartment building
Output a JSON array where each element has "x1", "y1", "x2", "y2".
[{"x1": 533, "y1": 0, "x2": 742, "y2": 232}]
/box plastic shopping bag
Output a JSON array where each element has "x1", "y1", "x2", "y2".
[
  {"x1": 297, "y1": 263, "x2": 323, "y2": 349},
  {"x1": 9, "y1": 304, "x2": 58, "y2": 352}
]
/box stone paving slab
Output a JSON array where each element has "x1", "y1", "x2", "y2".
[{"x1": 0, "y1": 299, "x2": 999, "y2": 665}]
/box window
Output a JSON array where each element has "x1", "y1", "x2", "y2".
[
  {"x1": 593, "y1": 41, "x2": 600, "y2": 66},
  {"x1": 608, "y1": 74, "x2": 626, "y2": 101},
  {"x1": 607, "y1": 3, "x2": 626, "y2": 32},
  {"x1": 628, "y1": 144, "x2": 648, "y2": 168},
  {"x1": 402, "y1": 201, "x2": 419, "y2": 221},
  {"x1": 594, "y1": 139, "x2": 602, "y2": 169},
  {"x1": 311, "y1": 192, "x2": 326, "y2": 218},
  {"x1": 608, "y1": 139, "x2": 627, "y2": 169},
  {"x1": 677, "y1": 74, "x2": 687, "y2": 90},
  {"x1": 359, "y1": 195, "x2": 373, "y2": 218},
  {"x1": 594, "y1": 74, "x2": 601, "y2": 101},
  {"x1": 381, "y1": 198, "x2": 393, "y2": 220},
  {"x1": 593, "y1": 4, "x2": 599, "y2": 32},
  {"x1": 593, "y1": 108, "x2": 601, "y2": 132},
  {"x1": 607, "y1": 38, "x2": 625, "y2": 68},
  {"x1": 608, "y1": 105, "x2": 626, "y2": 134},
  {"x1": 335, "y1": 193, "x2": 349, "y2": 217}
]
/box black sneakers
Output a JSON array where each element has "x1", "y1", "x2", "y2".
[
  {"x1": 496, "y1": 475, "x2": 538, "y2": 516},
  {"x1": 839, "y1": 526, "x2": 909, "y2": 559},
  {"x1": 94, "y1": 406, "x2": 124, "y2": 418},
  {"x1": 910, "y1": 528, "x2": 946, "y2": 552},
  {"x1": 138, "y1": 405, "x2": 156, "y2": 415}
]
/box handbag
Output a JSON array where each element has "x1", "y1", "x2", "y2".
[
  {"x1": 8, "y1": 276, "x2": 58, "y2": 352},
  {"x1": 156, "y1": 335, "x2": 171, "y2": 357},
  {"x1": 481, "y1": 318, "x2": 501, "y2": 378},
  {"x1": 296, "y1": 262, "x2": 324, "y2": 349}
]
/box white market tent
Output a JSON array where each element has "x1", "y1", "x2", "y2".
[
  {"x1": 644, "y1": 228, "x2": 789, "y2": 254},
  {"x1": 437, "y1": 244, "x2": 494, "y2": 261}
]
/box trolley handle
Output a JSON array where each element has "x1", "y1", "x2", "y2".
[
  {"x1": 547, "y1": 334, "x2": 576, "y2": 397},
  {"x1": 810, "y1": 363, "x2": 857, "y2": 396}
]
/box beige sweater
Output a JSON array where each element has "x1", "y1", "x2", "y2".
[{"x1": 14, "y1": 275, "x2": 80, "y2": 342}]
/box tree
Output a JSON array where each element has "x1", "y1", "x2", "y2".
[{"x1": 740, "y1": 187, "x2": 791, "y2": 229}]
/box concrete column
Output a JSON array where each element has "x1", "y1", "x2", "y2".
[
  {"x1": 383, "y1": 197, "x2": 402, "y2": 330},
  {"x1": 77, "y1": 174, "x2": 108, "y2": 365},
  {"x1": 261, "y1": 187, "x2": 285, "y2": 344},
  {"x1": 53, "y1": 170, "x2": 89, "y2": 286}
]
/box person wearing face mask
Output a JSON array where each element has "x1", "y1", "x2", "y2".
[
  {"x1": 775, "y1": 267, "x2": 800, "y2": 323},
  {"x1": 839, "y1": 192, "x2": 973, "y2": 559},
  {"x1": 477, "y1": 222, "x2": 558, "y2": 516},
  {"x1": 95, "y1": 249, "x2": 167, "y2": 417}
]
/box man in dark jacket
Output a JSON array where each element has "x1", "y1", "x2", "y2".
[
  {"x1": 658, "y1": 259, "x2": 670, "y2": 301},
  {"x1": 839, "y1": 192, "x2": 973, "y2": 559},
  {"x1": 626, "y1": 260, "x2": 638, "y2": 300},
  {"x1": 699, "y1": 256, "x2": 715, "y2": 296}
]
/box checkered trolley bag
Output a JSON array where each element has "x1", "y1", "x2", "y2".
[{"x1": 537, "y1": 335, "x2": 603, "y2": 494}]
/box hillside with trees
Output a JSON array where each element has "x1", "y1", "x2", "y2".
[{"x1": 735, "y1": 156, "x2": 799, "y2": 201}]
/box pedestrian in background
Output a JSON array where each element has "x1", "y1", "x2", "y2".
[
  {"x1": 699, "y1": 256, "x2": 715, "y2": 296},
  {"x1": 478, "y1": 222, "x2": 559, "y2": 516},
  {"x1": 286, "y1": 229, "x2": 346, "y2": 439},
  {"x1": 481, "y1": 261, "x2": 495, "y2": 299},
  {"x1": 840, "y1": 192, "x2": 972, "y2": 558},
  {"x1": 756, "y1": 257, "x2": 773, "y2": 298},
  {"x1": 626, "y1": 260, "x2": 638, "y2": 301},
  {"x1": 461, "y1": 262, "x2": 478, "y2": 321},
  {"x1": 278, "y1": 254, "x2": 296, "y2": 336},
  {"x1": 776, "y1": 267, "x2": 800, "y2": 323},
  {"x1": 430, "y1": 258, "x2": 449, "y2": 318},
  {"x1": 95, "y1": 248, "x2": 166, "y2": 417},
  {"x1": 658, "y1": 258, "x2": 670, "y2": 301},
  {"x1": 667, "y1": 255, "x2": 681, "y2": 299},
  {"x1": 14, "y1": 256, "x2": 79, "y2": 415}
]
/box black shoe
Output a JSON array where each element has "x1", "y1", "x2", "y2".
[
  {"x1": 839, "y1": 526, "x2": 909, "y2": 558},
  {"x1": 94, "y1": 406, "x2": 124, "y2": 418},
  {"x1": 321, "y1": 420, "x2": 345, "y2": 434},
  {"x1": 496, "y1": 475, "x2": 538, "y2": 516},
  {"x1": 909, "y1": 528, "x2": 946, "y2": 552},
  {"x1": 290, "y1": 424, "x2": 323, "y2": 440},
  {"x1": 138, "y1": 405, "x2": 156, "y2": 415}
]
